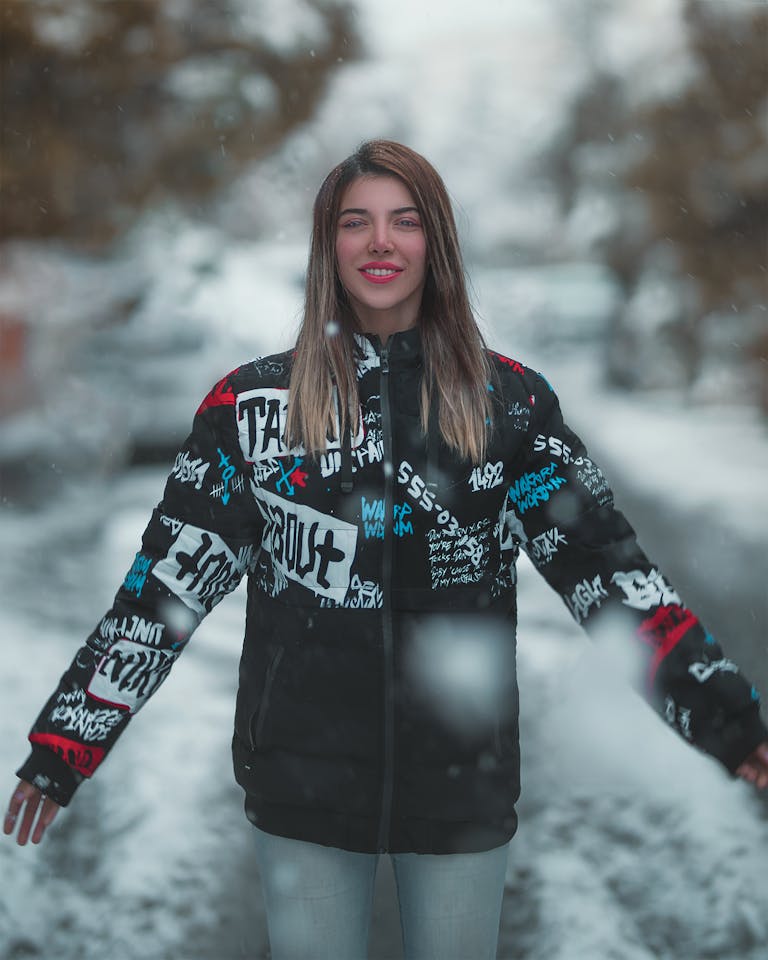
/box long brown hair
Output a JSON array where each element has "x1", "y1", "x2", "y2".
[{"x1": 286, "y1": 139, "x2": 492, "y2": 463}]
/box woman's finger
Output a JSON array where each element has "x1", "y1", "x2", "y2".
[
  {"x1": 16, "y1": 789, "x2": 42, "y2": 846},
  {"x1": 736, "y1": 764, "x2": 755, "y2": 783},
  {"x1": 3, "y1": 786, "x2": 29, "y2": 836},
  {"x1": 31, "y1": 797, "x2": 60, "y2": 844}
]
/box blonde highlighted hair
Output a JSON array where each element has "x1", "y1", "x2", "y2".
[{"x1": 286, "y1": 139, "x2": 492, "y2": 463}]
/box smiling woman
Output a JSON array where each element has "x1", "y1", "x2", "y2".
[
  {"x1": 286, "y1": 139, "x2": 494, "y2": 466},
  {"x1": 5, "y1": 139, "x2": 768, "y2": 960}
]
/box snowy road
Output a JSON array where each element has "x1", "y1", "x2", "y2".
[{"x1": 2, "y1": 459, "x2": 766, "y2": 960}]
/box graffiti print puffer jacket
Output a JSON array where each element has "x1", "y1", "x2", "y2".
[{"x1": 18, "y1": 328, "x2": 767, "y2": 854}]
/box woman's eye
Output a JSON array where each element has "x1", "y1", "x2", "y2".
[
  {"x1": 340, "y1": 219, "x2": 364, "y2": 229},
  {"x1": 396, "y1": 218, "x2": 421, "y2": 228}
]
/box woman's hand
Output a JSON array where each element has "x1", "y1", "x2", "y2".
[
  {"x1": 735, "y1": 741, "x2": 768, "y2": 790},
  {"x1": 3, "y1": 780, "x2": 61, "y2": 845}
]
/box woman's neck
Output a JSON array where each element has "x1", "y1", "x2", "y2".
[{"x1": 359, "y1": 315, "x2": 418, "y2": 346}]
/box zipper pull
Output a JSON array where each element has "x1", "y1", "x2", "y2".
[{"x1": 381, "y1": 348, "x2": 389, "y2": 374}]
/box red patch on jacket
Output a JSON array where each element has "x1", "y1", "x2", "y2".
[
  {"x1": 637, "y1": 604, "x2": 699, "y2": 684},
  {"x1": 196, "y1": 375, "x2": 238, "y2": 415},
  {"x1": 489, "y1": 351, "x2": 526, "y2": 376},
  {"x1": 30, "y1": 733, "x2": 105, "y2": 777}
]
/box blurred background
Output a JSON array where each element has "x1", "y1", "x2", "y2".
[
  {"x1": 1, "y1": 0, "x2": 766, "y2": 480},
  {"x1": 1, "y1": 2, "x2": 767, "y2": 959}
]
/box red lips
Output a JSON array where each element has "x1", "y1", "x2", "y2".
[{"x1": 359, "y1": 261, "x2": 403, "y2": 284}]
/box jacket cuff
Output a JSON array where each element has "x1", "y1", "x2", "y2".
[
  {"x1": 700, "y1": 705, "x2": 768, "y2": 775},
  {"x1": 16, "y1": 745, "x2": 85, "y2": 807}
]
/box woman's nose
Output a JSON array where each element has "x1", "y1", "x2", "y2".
[{"x1": 369, "y1": 223, "x2": 393, "y2": 253}]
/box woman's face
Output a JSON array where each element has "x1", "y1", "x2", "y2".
[{"x1": 335, "y1": 174, "x2": 427, "y2": 338}]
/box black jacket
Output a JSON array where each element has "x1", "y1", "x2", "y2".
[{"x1": 18, "y1": 328, "x2": 767, "y2": 854}]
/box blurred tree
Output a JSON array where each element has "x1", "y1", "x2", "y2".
[
  {"x1": 623, "y1": 0, "x2": 767, "y2": 393},
  {"x1": 625, "y1": 0, "x2": 768, "y2": 412},
  {"x1": 625, "y1": 0, "x2": 768, "y2": 404},
  {"x1": 543, "y1": 0, "x2": 767, "y2": 410},
  {"x1": 0, "y1": 0, "x2": 359, "y2": 246}
]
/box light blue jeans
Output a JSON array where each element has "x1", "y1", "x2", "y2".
[{"x1": 253, "y1": 827, "x2": 510, "y2": 960}]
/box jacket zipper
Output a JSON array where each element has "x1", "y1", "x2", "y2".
[
  {"x1": 377, "y1": 344, "x2": 395, "y2": 852},
  {"x1": 250, "y1": 646, "x2": 285, "y2": 751}
]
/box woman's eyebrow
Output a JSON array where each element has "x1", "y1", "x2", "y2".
[{"x1": 338, "y1": 206, "x2": 420, "y2": 217}]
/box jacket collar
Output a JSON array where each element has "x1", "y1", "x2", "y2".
[{"x1": 354, "y1": 326, "x2": 423, "y2": 369}]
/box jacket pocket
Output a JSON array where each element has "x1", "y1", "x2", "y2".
[{"x1": 249, "y1": 646, "x2": 285, "y2": 751}]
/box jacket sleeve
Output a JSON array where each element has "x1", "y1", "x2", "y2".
[
  {"x1": 16, "y1": 372, "x2": 262, "y2": 806},
  {"x1": 508, "y1": 372, "x2": 767, "y2": 773}
]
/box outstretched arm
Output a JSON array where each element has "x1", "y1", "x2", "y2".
[
  {"x1": 8, "y1": 369, "x2": 262, "y2": 821},
  {"x1": 507, "y1": 371, "x2": 768, "y2": 779}
]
